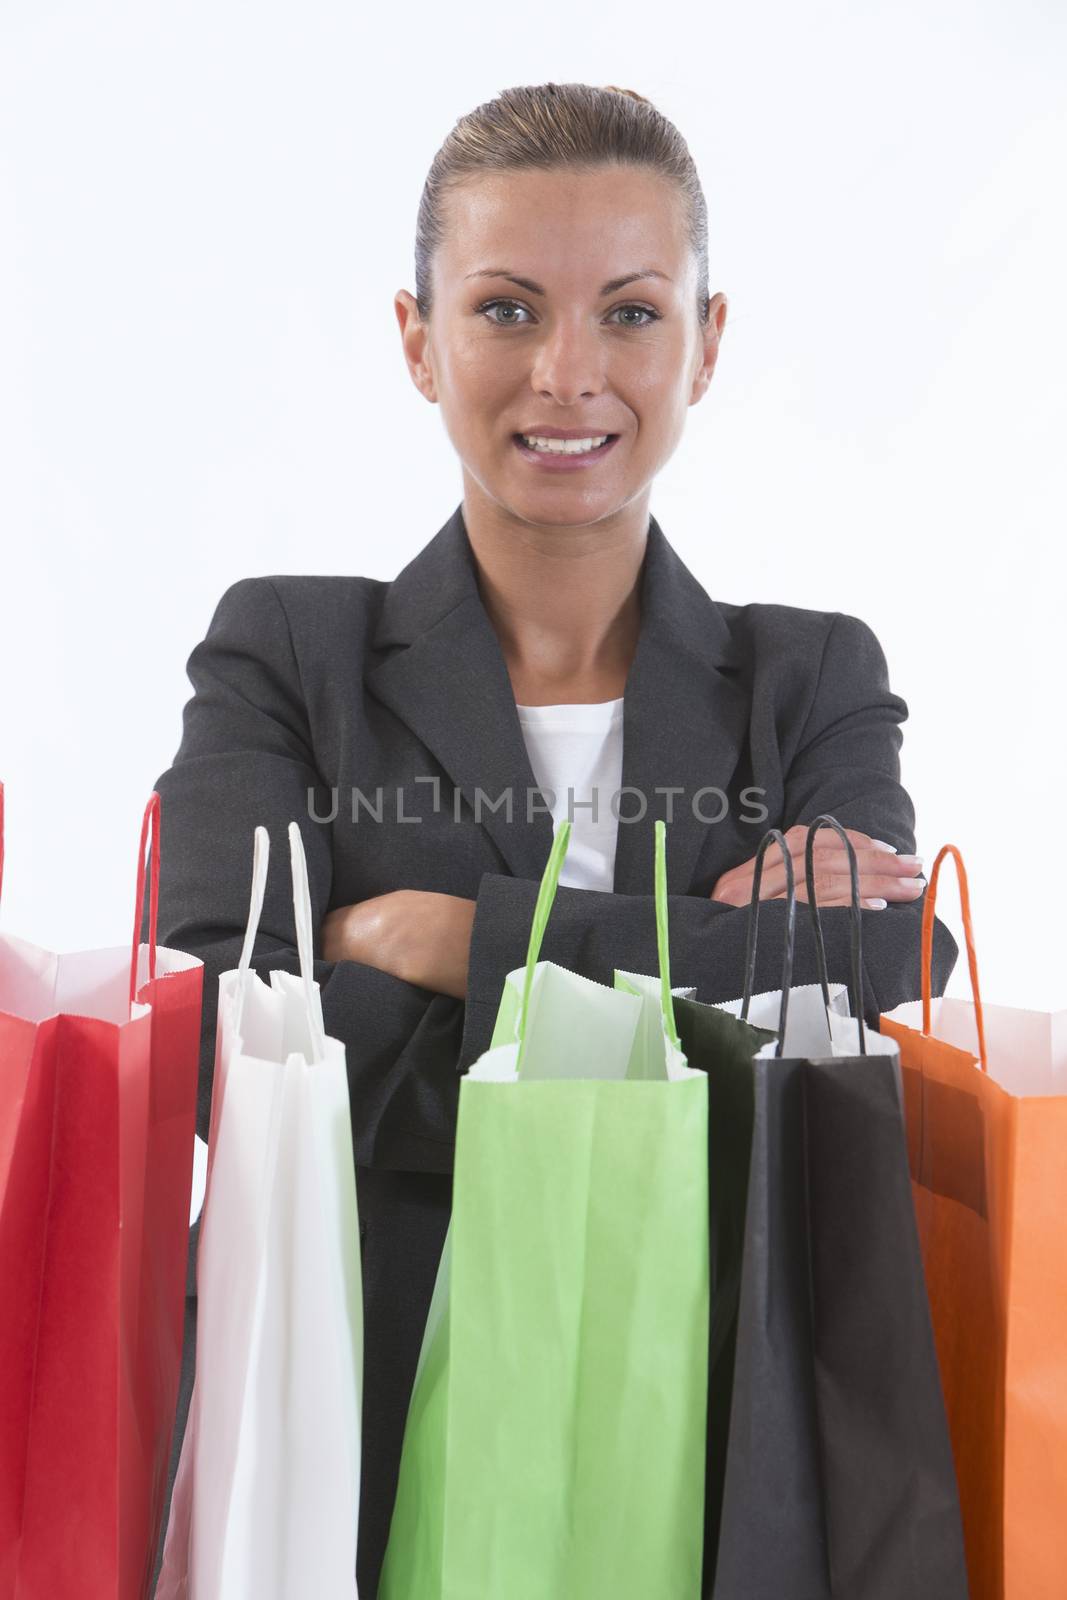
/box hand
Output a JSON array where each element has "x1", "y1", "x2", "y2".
[
  {"x1": 709, "y1": 825, "x2": 925, "y2": 911},
  {"x1": 321, "y1": 889, "x2": 477, "y2": 999}
]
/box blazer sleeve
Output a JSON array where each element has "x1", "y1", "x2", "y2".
[
  {"x1": 460, "y1": 610, "x2": 958, "y2": 1068},
  {"x1": 144, "y1": 577, "x2": 460, "y2": 1175}
]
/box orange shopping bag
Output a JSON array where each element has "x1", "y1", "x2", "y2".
[{"x1": 878, "y1": 845, "x2": 1067, "y2": 1600}]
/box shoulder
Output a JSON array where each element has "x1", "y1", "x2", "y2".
[
  {"x1": 187, "y1": 576, "x2": 392, "y2": 723},
  {"x1": 713, "y1": 598, "x2": 895, "y2": 704},
  {"x1": 209, "y1": 572, "x2": 386, "y2": 627},
  {"x1": 715, "y1": 598, "x2": 892, "y2": 691},
  {"x1": 201, "y1": 573, "x2": 388, "y2": 657},
  {"x1": 711, "y1": 600, "x2": 901, "y2": 743}
]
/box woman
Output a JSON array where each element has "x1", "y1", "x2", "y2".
[{"x1": 150, "y1": 83, "x2": 958, "y2": 1595}]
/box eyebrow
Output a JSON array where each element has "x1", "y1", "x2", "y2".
[{"x1": 464, "y1": 268, "x2": 673, "y2": 297}]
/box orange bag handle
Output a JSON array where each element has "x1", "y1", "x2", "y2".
[
  {"x1": 129, "y1": 791, "x2": 161, "y2": 1013},
  {"x1": 921, "y1": 843, "x2": 988, "y2": 1072}
]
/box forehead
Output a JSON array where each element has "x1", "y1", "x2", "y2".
[{"x1": 437, "y1": 166, "x2": 689, "y2": 280}]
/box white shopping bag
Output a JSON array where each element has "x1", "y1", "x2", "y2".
[{"x1": 156, "y1": 821, "x2": 363, "y2": 1599}]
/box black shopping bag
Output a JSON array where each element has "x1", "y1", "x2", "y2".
[{"x1": 675, "y1": 818, "x2": 970, "y2": 1600}]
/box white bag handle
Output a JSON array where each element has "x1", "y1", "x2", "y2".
[
  {"x1": 288, "y1": 820, "x2": 328, "y2": 1062},
  {"x1": 234, "y1": 821, "x2": 328, "y2": 1062}
]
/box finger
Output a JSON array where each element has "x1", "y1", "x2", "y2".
[
  {"x1": 800, "y1": 865, "x2": 923, "y2": 902},
  {"x1": 796, "y1": 873, "x2": 926, "y2": 903},
  {"x1": 853, "y1": 872, "x2": 927, "y2": 899},
  {"x1": 798, "y1": 872, "x2": 849, "y2": 902},
  {"x1": 805, "y1": 845, "x2": 925, "y2": 882},
  {"x1": 747, "y1": 851, "x2": 895, "y2": 900},
  {"x1": 770, "y1": 869, "x2": 926, "y2": 906},
  {"x1": 769, "y1": 888, "x2": 889, "y2": 910},
  {"x1": 780, "y1": 831, "x2": 924, "y2": 880},
  {"x1": 781, "y1": 824, "x2": 887, "y2": 855}
]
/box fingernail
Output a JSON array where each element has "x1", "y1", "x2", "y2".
[
  {"x1": 897, "y1": 854, "x2": 923, "y2": 866},
  {"x1": 864, "y1": 897, "x2": 888, "y2": 909},
  {"x1": 871, "y1": 840, "x2": 897, "y2": 853}
]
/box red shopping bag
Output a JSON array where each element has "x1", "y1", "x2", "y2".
[{"x1": 0, "y1": 786, "x2": 203, "y2": 1599}]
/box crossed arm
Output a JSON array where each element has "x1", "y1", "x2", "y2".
[{"x1": 321, "y1": 823, "x2": 930, "y2": 1000}]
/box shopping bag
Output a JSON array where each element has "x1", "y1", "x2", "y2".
[
  {"x1": 0, "y1": 785, "x2": 203, "y2": 1599},
  {"x1": 618, "y1": 825, "x2": 854, "y2": 1592},
  {"x1": 379, "y1": 818, "x2": 710, "y2": 1600},
  {"x1": 685, "y1": 816, "x2": 969, "y2": 1599},
  {"x1": 156, "y1": 819, "x2": 363, "y2": 1600},
  {"x1": 878, "y1": 844, "x2": 1067, "y2": 1600}
]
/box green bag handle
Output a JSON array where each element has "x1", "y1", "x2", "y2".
[
  {"x1": 515, "y1": 816, "x2": 680, "y2": 1065},
  {"x1": 515, "y1": 817, "x2": 573, "y2": 1054},
  {"x1": 654, "y1": 818, "x2": 682, "y2": 1051}
]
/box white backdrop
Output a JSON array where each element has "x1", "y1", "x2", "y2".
[{"x1": 2, "y1": 1, "x2": 1064, "y2": 1039}]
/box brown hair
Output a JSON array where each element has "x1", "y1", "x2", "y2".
[{"x1": 414, "y1": 82, "x2": 711, "y2": 328}]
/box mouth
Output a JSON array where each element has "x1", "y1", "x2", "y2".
[{"x1": 512, "y1": 433, "x2": 620, "y2": 470}]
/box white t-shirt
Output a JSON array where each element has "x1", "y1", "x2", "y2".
[{"x1": 515, "y1": 697, "x2": 624, "y2": 893}]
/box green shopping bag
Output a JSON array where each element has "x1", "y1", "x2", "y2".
[{"x1": 379, "y1": 819, "x2": 710, "y2": 1600}]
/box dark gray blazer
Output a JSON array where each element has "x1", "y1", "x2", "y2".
[{"x1": 147, "y1": 503, "x2": 957, "y2": 1595}]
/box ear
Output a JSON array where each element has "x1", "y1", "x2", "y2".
[
  {"x1": 395, "y1": 288, "x2": 438, "y2": 404},
  {"x1": 690, "y1": 291, "x2": 728, "y2": 405}
]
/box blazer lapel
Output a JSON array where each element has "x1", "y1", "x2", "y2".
[
  {"x1": 611, "y1": 529, "x2": 749, "y2": 896},
  {"x1": 365, "y1": 504, "x2": 749, "y2": 896},
  {"x1": 365, "y1": 506, "x2": 554, "y2": 882}
]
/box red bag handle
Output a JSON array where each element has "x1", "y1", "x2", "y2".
[
  {"x1": 920, "y1": 843, "x2": 988, "y2": 1072},
  {"x1": 130, "y1": 791, "x2": 161, "y2": 1012},
  {"x1": 0, "y1": 784, "x2": 160, "y2": 1012}
]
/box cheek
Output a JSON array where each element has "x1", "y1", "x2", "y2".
[
  {"x1": 449, "y1": 335, "x2": 512, "y2": 378},
  {"x1": 631, "y1": 366, "x2": 692, "y2": 422},
  {"x1": 610, "y1": 336, "x2": 685, "y2": 387},
  {"x1": 434, "y1": 348, "x2": 510, "y2": 437}
]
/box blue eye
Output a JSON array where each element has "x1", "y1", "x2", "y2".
[{"x1": 476, "y1": 298, "x2": 661, "y2": 329}]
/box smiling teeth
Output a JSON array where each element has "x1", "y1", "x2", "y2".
[{"x1": 520, "y1": 434, "x2": 610, "y2": 454}]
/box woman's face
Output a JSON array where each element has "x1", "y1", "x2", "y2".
[{"x1": 396, "y1": 165, "x2": 727, "y2": 531}]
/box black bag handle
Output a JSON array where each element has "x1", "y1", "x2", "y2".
[
  {"x1": 740, "y1": 828, "x2": 796, "y2": 1059},
  {"x1": 804, "y1": 814, "x2": 867, "y2": 1057}
]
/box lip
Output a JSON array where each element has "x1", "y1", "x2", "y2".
[{"x1": 512, "y1": 433, "x2": 620, "y2": 471}]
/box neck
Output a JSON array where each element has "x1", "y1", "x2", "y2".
[{"x1": 461, "y1": 482, "x2": 649, "y2": 705}]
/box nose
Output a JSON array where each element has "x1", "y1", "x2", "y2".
[{"x1": 528, "y1": 320, "x2": 609, "y2": 405}]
